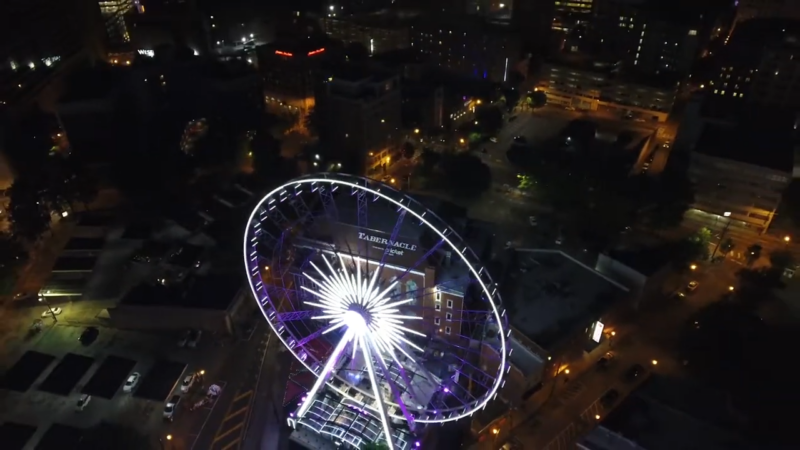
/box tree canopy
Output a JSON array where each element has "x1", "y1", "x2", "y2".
[{"x1": 439, "y1": 152, "x2": 492, "y2": 199}]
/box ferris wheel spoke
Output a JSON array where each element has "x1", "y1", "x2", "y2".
[
  {"x1": 366, "y1": 335, "x2": 418, "y2": 431},
  {"x1": 296, "y1": 328, "x2": 355, "y2": 419},
  {"x1": 361, "y1": 335, "x2": 396, "y2": 450}
]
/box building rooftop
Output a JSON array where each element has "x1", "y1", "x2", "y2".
[
  {"x1": 508, "y1": 250, "x2": 629, "y2": 349},
  {"x1": 694, "y1": 120, "x2": 796, "y2": 173},
  {"x1": 545, "y1": 54, "x2": 680, "y2": 90},
  {"x1": 120, "y1": 274, "x2": 241, "y2": 310},
  {"x1": 584, "y1": 375, "x2": 753, "y2": 450},
  {"x1": 328, "y1": 63, "x2": 397, "y2": 84},
  {"x1": 606, "y1": 245, "x2": 674, "y2": 277}
]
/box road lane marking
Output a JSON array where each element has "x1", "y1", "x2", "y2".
[
  {"x1": 224, "y1": 406, "x2": 250, "y2": 421},
  {"x1": 233, "y1": 391, "x2": 252, "y2": 403},
  {"x1": 212, "y1": 422, "x2": 245, "y2": 444}
]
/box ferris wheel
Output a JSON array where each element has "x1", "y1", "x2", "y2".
[{"x1": 243, "y1": 174, "x2": 509, "y2": 449}]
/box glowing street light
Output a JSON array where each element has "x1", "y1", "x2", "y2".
[
  {"x1": 690, "y1": 264, "x2": 697, "y2": 271},
  {"x1": 651, "y1": 360, "x2": 658, "y2": 366},
  {"x1": 784, "y1": 235, "x2": 791, "y2": 243},
  {"x1": 728, "y1": 286, "x2": 735, "y2": 291},
  {"x1": 414, "y1": 128, "x2": 419, "y2": 134}
]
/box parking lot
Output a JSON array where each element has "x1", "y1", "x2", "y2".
[{"x1": 0, "y1": 316, "x2": 237, "y2": 449}]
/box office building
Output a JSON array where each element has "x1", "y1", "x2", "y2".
[
  {"x1": 0, "y1": 0, "x2": 104, "y2": 109},
  {"x1": 98, "y1": 0, "x2": 135, "y2": 48},
  {"x1": 315, "y1": 65, "x2": 402, "y2": 171},
  {"x1": 735, "y1": 0, "x2": 800, "y2": 24},
  {"x1": 535, "y1": 56, "x2": 678, "y2": 122},
  {"x1": 590, "y1": 0, "x2": 703, "y2": 76},
  {"x1": 552, "y1": 0, "x2": 594, "y2": 32},
  {"x1": 681, "y1": 100, "x2": 798, "y2": 234},
  {"x1": 702, "y1": 19, "x2": 800, "y2": 109},
  {"x1": 409, "y1": 15, "x2": 520, "y2": 82},
  {"x1": 320, "y1": 12, "x2": 412, "y2": 56},
  {"x1": 255, "y1": 38, "x2": 338, "y2": 115}
]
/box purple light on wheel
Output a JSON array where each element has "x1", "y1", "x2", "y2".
[{"x1": 243, "y1": 174, "x2": 509, "y2": 449}]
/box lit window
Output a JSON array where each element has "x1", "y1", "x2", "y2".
[
  {"x1": 446, "y1": 299, "x2": 453, "y2": 308},
  {"x1": 689, "y1": 29, "x2": 697, "y2": 35},
  {"x1": 446, "y1": 312, "x2": 452, "y2": 321},
  {"x1": 445, "y1": 326, "x2": 451, "y2": 335}
]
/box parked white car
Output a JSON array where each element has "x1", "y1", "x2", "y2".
[
  {"x1": 181, "y1": 374, "x2": 196, "y2": 393},
  {"x1": 164, "y1": 395, "x2": 181, "y2": 421},
  {"x1": 123, "y1": 372, "x2": 140, "y2": 393}
]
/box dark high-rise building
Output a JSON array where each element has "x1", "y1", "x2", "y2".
[
  {"x1": 701, "y1": 19, "x2": 800, "y2": 109},
  {"x1": 98, "y1": 0, "x2": 136, "y2": 48},
  {"x1": 590, "y1": 0, "x2": 704, "y2": 76},
  {"x1": 1, "y1": 0, "x2": 104, "y2": 109},
  {"x1": 735, "y1": 0, "x2": 800, "y2": 24}
]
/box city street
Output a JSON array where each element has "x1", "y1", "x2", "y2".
[{"x1": 470, "y1": 259, "x2": 740, "y2": 450}]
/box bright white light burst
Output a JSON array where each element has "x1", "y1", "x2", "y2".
[
  {"x1": 300, "y1": 253, "x2": 425, "y2": 364},
  {"x1": 297, "y1": 253, "x2": 425, "y2": 450}
]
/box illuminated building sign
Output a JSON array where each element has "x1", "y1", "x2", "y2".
[
  {"x1": 357, "y1": 232, "x2": 417, "y2": 257},
  {"x1": 591, "y1": 321, "x2": 604, "y2": 343},
  {"x1": 275, "y1": 50, "x2": 293, "y2": 57},
  {"x1": 307, "y1": 48, "x2": 325, "y2": 56}
]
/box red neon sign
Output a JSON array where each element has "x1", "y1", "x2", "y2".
[
  {"x1": 275, "y1": 50, "x2": 293, "y2": 57},
  {"x1": 307, "y1": 48, "x2": 325, "y2": 56}
]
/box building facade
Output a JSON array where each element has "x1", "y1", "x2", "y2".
[
  {"x1": 409, "y1": 15, "x2": 519, "y2": 82},
  {"x1": 735, "y1": 0, "x2": 800, "y2": 24},
  {"x1": 98, "y1": 0, "x2": 135, "y2": 48},
  {"x1": 320, "y1": 15, "x2": 411, "y2": 56},
  {"x1": 315, "y1": 66, "x2": 403, "y2": 170},
  {"x1": 255, "y1": 39, "x2": 336, "y2": 114},
  {"x1": 591, "y1": 0, "x2": 702, "y2": 76},
  {"x1": 536, "y1": 58, "x2": 677, "y2": 122},
  {"x1": 702, "y1": 19, "x2": 800, "y2": 109}
]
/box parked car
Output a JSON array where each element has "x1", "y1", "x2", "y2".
[
  {"x1": 164, "y1": 395, "x2": 181, "y2": 421},
  {"x1": 625, "y1": 364, "x2": 645, "y2": 382},
  {"x1": 79, "y1": 327, "x2": 99, "y2": 346},
  {"x1": 188, "y1": 329, "x2": 202, "y2": 348},
  {"x1": 687, "y1": 280, "x2": 699, "y2": 292},
  {"x1": 123, "y1": 372, "x2": 141, "y2": 393},
  {"x1": 181, "y1": 374, "x2": 196, "y2": 393},
  {"x1": 528, "y1": 216, "x2": 538, "y2": 227},
  {"x1": 178, "y1": 329, "x2": 191, "y2": 347},
  {"x1": 513, "y1": 135, "x2": 527, "y2": 143},
  {"x1": 596, "y1": 352, "x2": 615, "y2": 370},
  {"x1": 489, "y1": 137, "x2": 498, "y2": 143},
  {"x1": 76, "y1": 394, "x2": 92, "y2": 411},
  {"x1": 600, "y1": 389, "x2": 620, "y2": 408},
  {"x1": 555, "y1": 235, "x2": 564, "y2": 245},
  {"x1": 41, "y1": 307, "x2": 63, "y2": 318}
]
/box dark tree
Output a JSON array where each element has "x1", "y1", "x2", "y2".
[
  {"x1": 7, "y1": 178, "x2": 52, "y2": 243},
  {"x1": 746, "y1": 244, "x2": 762, "y2": 266},
  {"x1": 0, "y1": 233, "x2": 27, "y2": 275},
  {"x1": 251, "y1": 132, "x2": 284, "y2": 177},
  {"x1": 720, "y1": 238, "x2": 735, "y2": 255},
  {"x1": 505, "y1": 70, "x2": 525, "y2": 87},
  {"x1": 502, "y1": 87, "x2": 520, "y2": 112},
  {"x1": 530, "y1": 90, "x2": 547, "y2": 108},
  {"x1": 402, "y1": 142, "x2": 416, "y2": 159},
  {"x1": 440, "y1": 153, "x2": 492, "y2": 199},
  {"x1": 2, "y1": 109, "x2": 54, "y2": 178},
  {"x1": 644, "y1": 168, "x2": 694, "y2": 229},
  {"x1": 304, "y1": 107, "x2": 321, "y2": 136},
  {"x1": 474, "y1": 106, "x2": 504, "y2": 135},
  {"x1": 673, "y1": 227, "x2": 712, "y2": 268},
  {"x1": 419, "y1": 148, "x2": 442, "y2": 174}
]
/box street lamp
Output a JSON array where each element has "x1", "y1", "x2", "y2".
[
  {"x1": 651, "y1": 360, "x2": 658, "y2": 366},
  {"x1": 690, "y1": 264, "x2": 697, "y2": 271},
  {"x1": 784, "y1": 236, "x2": 791, "y2": 243},
  {"x1": 38, "y1": 296, "x2": 57, "y2": 322},
  {"x1": 728, "y1": 286, "x2": 735, "y2": 291},
  {"x1": 710, "y1": 211, "x2": 732, "y2": 260}
]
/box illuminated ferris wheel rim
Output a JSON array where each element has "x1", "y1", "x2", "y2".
[{"x1": 242, "y1": 173, "x2": 509, "y2": 425}]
